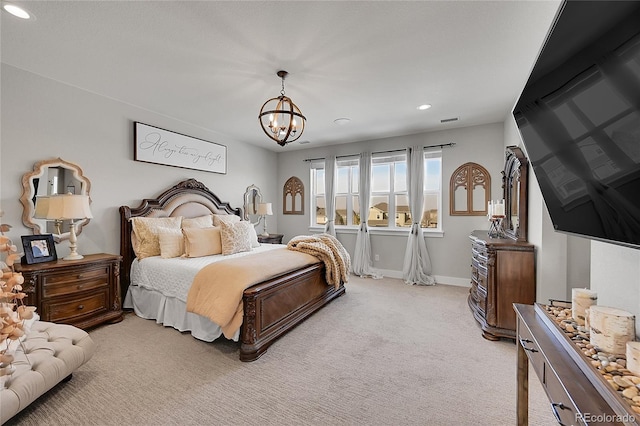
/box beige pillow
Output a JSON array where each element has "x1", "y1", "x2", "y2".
[
  {"x1": 158, "y1": 227, "x2": 184, "y2": 259},
  {"x1": 212, "y1": 214, "x2": 241, "y2": 226},
  {"x1": 219, "y1": 221, "x2": 253, "y2": 255},
  {"x1": 183, "y1": 227, "x2": 223, "y2": 257},
  {"x1": 182, "y1": 214, "x2": 213, "y2": 228},
  {"x1": 131, "y1": 216, "x2": 182, "y2": 259}
]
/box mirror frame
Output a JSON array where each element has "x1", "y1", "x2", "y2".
[
  {"x1": 20, "y1": 158, "x2": 92, "y2": 243},
  {"x1": 502, "y1": 146, "x2": 529, "y2": 242},
  {"x1": 243, "y1": 184, "x2": 263, "y2": 225}
]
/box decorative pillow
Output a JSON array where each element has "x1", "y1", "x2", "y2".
[
  {"x1": 158, "y1": 227, "x2": 185, "y2": 258},
  {"x1": 183, "y1": 227, "x2": 223, "y2": 257},
  {"x1": 182, "y1": 214, "x2": 213, "y2": 229},
  {"x1": 131, "y1": 216, "x2": 182, "y2": 259},
  {"x1": 248, "y1": 225, "x2": 260, "y2": 248},
  {"x1": 212, "y1": 214, "x2": 241, "y2": 226},
  {"x1": 219, "y1": 221, "x2": 253, "y2": 255}
]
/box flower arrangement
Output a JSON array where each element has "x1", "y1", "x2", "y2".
[{"x1": 0, "y1": 210, "x2": 36, "y2": 379}]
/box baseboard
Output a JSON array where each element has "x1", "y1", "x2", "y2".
[{"x1": 373, "y1": 269, "x2": 470, "y2": 287}]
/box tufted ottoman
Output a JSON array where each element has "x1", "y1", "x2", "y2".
[{"x1": 0, "y1": 321, "x2": 96, "y2": 424}]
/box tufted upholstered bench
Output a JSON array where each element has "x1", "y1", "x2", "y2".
[{"x1": 0, "y1": 321, "x2": 96, "y2": 424}]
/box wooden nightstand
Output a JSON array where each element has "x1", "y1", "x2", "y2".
[
  {"x1": 15, "y1": 253, "x2": 123, "y2": 330},
  {"x1": 257, "y1": 233, "x2": 284, "y2": 244}
]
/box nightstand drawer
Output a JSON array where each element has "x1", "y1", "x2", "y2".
[
  {"x1": 42, "y1": 268, "x2": 109, "y2": 298},
  {"x1": 42, "y1": 289, "x2": 109, "y2": 323}
]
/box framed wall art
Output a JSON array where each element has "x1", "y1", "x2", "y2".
[
  {"x1": 134, "y1": 122, "x2": 227, "y2": 174},
  {"x1": 21, "y1": 234, "x2": 57, "y2": 264}
]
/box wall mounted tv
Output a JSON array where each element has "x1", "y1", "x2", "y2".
[{"x1": 513, "y1": 0, "x2": 640, "y2": 250}]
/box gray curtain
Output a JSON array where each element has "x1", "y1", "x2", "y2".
[
  {"x1": 402, "y1": 146, "x2": 436, "y2": 285},
  {"x1": 352, "y1": 152, "x2": 382, "y2": 278},
  {"x1": 324, "y1": 155, "x2": 336, "y2": 236}
]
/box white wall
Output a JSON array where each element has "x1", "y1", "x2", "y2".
[
  {"x1": 1, "y1": 64, "x2": 277, "y2": 257},
  {"x1": 277, "y1": 122, "x2": 506, "y2": 285}
]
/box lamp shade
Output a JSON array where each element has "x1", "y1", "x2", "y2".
[
  {"x1": 45, "y1": 194, "x2": 93, "y2": 220},
  {"x1": 33, "y1": 196, "x2": 51, "y2": 219},
  {"x1": 257, "y1": 203, "x2": 273, "y2": 216}
]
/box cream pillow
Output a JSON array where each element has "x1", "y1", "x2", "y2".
[
  {"x1": 182, "y1": 214, "x2": 213, "y2": 228},
  {"x1": 220, "y1": 221, "x2": 253, "y2": 255},
  {"x1": 248, "y1": 225, "x2": 260, "y2": 248},
  {"x1": 183, "y1": 227, "x2": 223, "y2": 257},
  {"x1": 158, "y1": 227, "x2": 184, "y2": 258},
  {"x1": 131, "y1": 216, "x2": 182, "y2": 259},
  {"x1": 212, "y1": 214, "x2": 241, "y2": 226}
]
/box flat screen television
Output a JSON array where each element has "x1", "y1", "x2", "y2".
[{"x1": 513, "y1": 0, "x2": 640, "y2": 250}]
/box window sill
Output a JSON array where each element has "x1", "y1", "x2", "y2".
[{"x1": 308, "y1": 226, "x2": 444, "y2": 238}]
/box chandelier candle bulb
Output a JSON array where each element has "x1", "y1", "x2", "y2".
[
  {"x1": 572, "y1": 288, "x2": 598, "y2": 326},
  {"x1": 589, "y1": 306, "x2": 636, "y2": 355}
]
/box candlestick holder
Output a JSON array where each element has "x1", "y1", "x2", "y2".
[{"x1": 488, "y1": 215, "x2": 505, "y2": 238}]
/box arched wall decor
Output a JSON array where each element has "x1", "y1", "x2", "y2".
[
  {"x1": 283, "y1": 176, "x2": 304, "y2": 215},
  {"x1": 449, "y1": 162, "x2": 491, "y2": 216}
]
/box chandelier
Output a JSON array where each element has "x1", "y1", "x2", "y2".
[{"x1": 258, "y1": 70, "x2": 306, "y2": 146}]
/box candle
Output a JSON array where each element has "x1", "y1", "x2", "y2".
[
  {"x1": 571, "y1": 288, "x2": 597, "y2": 326},
  {"x1": 487, "y1": 200, "x2": 493, "y2": 216},
  {"x1": 494, "y1": 201, "x2": 505, "y2": 216}
]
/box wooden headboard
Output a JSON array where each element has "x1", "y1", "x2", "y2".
[{"x1": 118, "y1": 178, "x2": 242, "y2": 303}]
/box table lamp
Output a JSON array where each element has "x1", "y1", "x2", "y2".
[
  {"x1": 45, "y1": 193, "x2": 93, "y2": 260},
  {"x1": 257, "y1": 202, "x2": 273, "y2": 237}
]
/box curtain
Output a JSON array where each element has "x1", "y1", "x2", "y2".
[
  {"x1": 403, "y1": 146, "x2": 436, "y2": 285},
  {"x1": 352, "y1": 152, "x2": 382, "y2": 279},
  {"x1": 324, "y1": 155, "x2": 336, "y2": 236}
]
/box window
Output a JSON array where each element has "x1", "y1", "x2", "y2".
[{"x1": 310, "y1": 150, "x2": 442, "y2": 231}]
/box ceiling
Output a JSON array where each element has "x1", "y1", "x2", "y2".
[{"x1": 1, "y1": 1, "x2": 561, "y2": 152}]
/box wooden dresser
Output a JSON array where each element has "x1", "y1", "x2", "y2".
[
  {"x1": 258, "y1": 233, "x2": 284, "y2": 244},
  {"x1": 515, "y1": 303, "x2": 638, "y2": 425},
  {"x1": 16, "y1": 253, "x2": 123, "y2": 330},
  {"x1": 469, "y1": 231, "x2": 535, "y2": 340}
]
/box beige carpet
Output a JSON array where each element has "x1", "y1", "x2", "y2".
[{"x1": 7, "y1": 276, "x2": 556, "y2": 425}]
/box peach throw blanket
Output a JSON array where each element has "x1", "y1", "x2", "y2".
[{"x1": 186, "y1": 248, "x2": 319, "y2": 339}]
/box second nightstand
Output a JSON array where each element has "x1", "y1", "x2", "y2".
[{"x1": 258, "y1": 233, "x2": 284, "y2": 244}]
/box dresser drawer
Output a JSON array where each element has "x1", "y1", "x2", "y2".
[
  {"x1": 41, "y1": 289, "x2": 109, "y2": 323},
  {"x1": 42, "y1": 267, "x2": 109, "y2": 298},
  {"x1": 517, "y1": 320, "x2": 544, "y2": 380},
  {"x1": 544, "y1": 366, "x2": 584, "y2": 425}
]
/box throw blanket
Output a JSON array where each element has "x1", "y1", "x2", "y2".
[
  {"x1": 287, "y1": 233, "x2": 351, "y2": 289},
  {"x1": 186, "y1": 248, "x2": 319, "y2": 339}
]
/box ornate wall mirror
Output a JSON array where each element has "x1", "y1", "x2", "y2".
[
  {"x1": 243, "y1": 184, "x2": 263, "y2": 225},
  {"x1": 283, "y1": 176, "x2": 304, "y2": 215},
  {"x1": 449, "y1": 162, "x2": 491, "y2": 216},
  {"x1": 20, "y1": 158, "x2": 92, "y2": 243},
  {"x1": 502, "y1": 146, "x2": 529, "y2": 242}
]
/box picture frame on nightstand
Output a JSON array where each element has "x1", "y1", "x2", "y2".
[{"x1": 21, "y1": 234, "x2": 57, "y2": 264}]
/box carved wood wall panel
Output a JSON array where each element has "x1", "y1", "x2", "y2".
[
  {"x1": 450, "y1": 162, "x2": 491, "y2": 216},
  {"x1": 283, "y1": 176, "x2": 304, "y2": 215}
]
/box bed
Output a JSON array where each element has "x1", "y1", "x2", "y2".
[{"x1": 119, "y1": 178, "x2": 346, "y2": 361}]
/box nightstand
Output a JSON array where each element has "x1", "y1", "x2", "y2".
[
  {"x1": 257, "y1": 233, "x2": 284, "y2": 244},
  {"x1": 15, "y1": 253, "x2": 123, "y2": 330}
]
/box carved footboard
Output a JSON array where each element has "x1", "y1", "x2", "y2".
[{"x1": 240, "y1": 263, "x2": 346, "y2": 362}]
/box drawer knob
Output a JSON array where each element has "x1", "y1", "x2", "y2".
[
  {"x1": 77, "y1": 305, "x2": 84, "y2": 310},
  {"x1": 77, "y1": 274, "x2": 84, "y2": 279},
  {"x1": 77, "y1": 285, "x2": 83, "y2": 290},
  {"x1": 519, "y1": 338, "x2": 538, "y2": 353},
  {"x1": 550, "y1": 402, "x2": 568, "y2": 426}
]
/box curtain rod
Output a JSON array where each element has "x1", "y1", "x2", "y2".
[{"x1": 303, "y1": 142, "x2": 456, "y2": 162}]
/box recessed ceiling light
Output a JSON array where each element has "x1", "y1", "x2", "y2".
[
  {"x1": 333, "y1": 118, "x2": 351, "y2": 125},
  {"x1": 417, "y1": 104, "x2": 432, "y2": 111},
  {"x1": 3, "y1": 3, "x2": 32, "y2": 19}
]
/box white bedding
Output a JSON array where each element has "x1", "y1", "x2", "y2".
[{"x1": 123, "y1": 243, "x2": 286, "y2": 342}]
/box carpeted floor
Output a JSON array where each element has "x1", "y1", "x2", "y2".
[{"x1": 7, "y1": 276, "x2": 556, "y2": 425}]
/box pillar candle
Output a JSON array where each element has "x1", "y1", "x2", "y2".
[{"x1": 572, "y1": 288, "x2": 598, "y2": 326}]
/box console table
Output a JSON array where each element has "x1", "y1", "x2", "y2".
[{"x1": 514, "y1": 303, "x2": 638, "y2": 425}]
